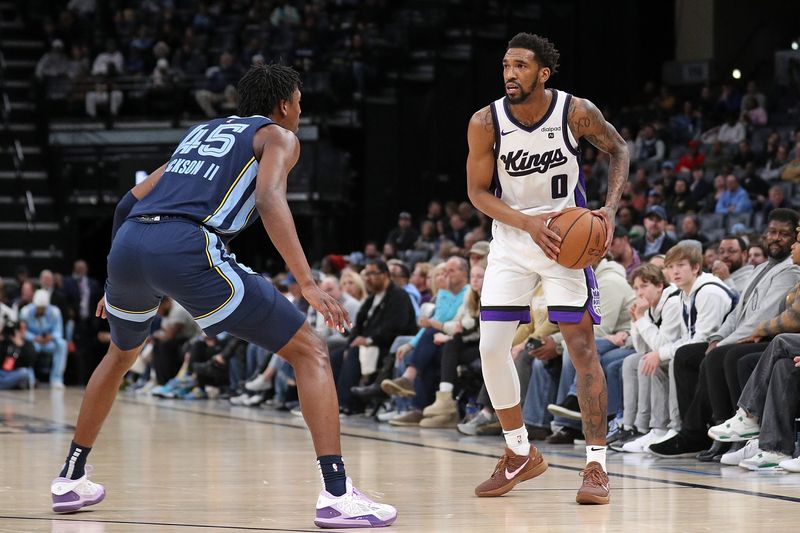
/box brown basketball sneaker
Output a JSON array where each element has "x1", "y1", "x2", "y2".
[
  {"x1": 475, "y1": 447, "x2": 548, "y2": 497},
  {"x1": 576, "y1": 461, "x2": 610, "y2": 504}
]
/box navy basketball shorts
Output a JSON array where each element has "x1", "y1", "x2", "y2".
[{"x1": 104, "y1": 219, "x2": 305, "y2": 351}]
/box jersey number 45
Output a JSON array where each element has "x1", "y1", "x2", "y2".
[{"x1": 173, "y1": 123, "x2": 250, "y2": 158}]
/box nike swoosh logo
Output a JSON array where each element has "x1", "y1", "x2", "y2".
[
  {"x1": 500, "y1": 129, "x2": 517, "y2": 136},
  {"x1": 505, "y1": 458, "x2": 530, "y2": 480},
  {"x1": 589, "y1": 447, "x2": 605, "y2": 451}
]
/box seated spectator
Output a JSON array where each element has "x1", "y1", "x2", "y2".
[
  {"x1": 11, "y1": 281, "x2": 34, "y2": 318},
  {"x1": 417, "y1": 263, "x2": 485, "y2": 428},
  {"x1": 651, "y1": 209, "x2": 800, "y2": 458},
  {"x1": 670, "y1": 101, "x2": 702, "y2": 144},
  {"x1": 388, "y1": 261, "x2": 420, "y2": 317},
  {"x1": 740, "y1": 162, "x2": 770, "y2": 202},
  {"x1": 445, "y1": 214, "x2": 468, "y2": 249},
  {"x1": 740, "y1": 95, "x2": 767, "y2": 127},
  {"x1": 780, "y1": 142, "x2": 800, "y2": 183},
  {"x1": 715, "y1": 175, "x2": 753, "y2": 215},
  {"x1": 678, "y1": 215, "x2": 708, "y2": 245},
  {"x1": 340, "y1": 269, "x2": 366, "y2": 303},
  {"x1": 0, "y1": 320, "x2": 37, "y2": 390},
  {"x1": 91, "y1": 39, "x2": 124, "y2": 76},
  {"x1": 709, "y1": 334, "x2": 800, "y2": 471},
  {"x1": 716, "y1": 114, "x2": 747, "y2": 145},
  {"x1": 688, "y1": 167, "x2": 712, "y2": 207},
  {"x1": 676, "y1": 140, "x2": 705, "y2": 173},
  {"x1": 467, "y1": 241, "x2": 490, "y2": 270},
  {"x1": 760, "y1": 144, "x2": 789, "y2": 181},
  {"x1": 172, "y1": 37, "x2": 207, "y2": 77},
  {"x1": 409, "y1": 262, "x2": 432, "y2": 304},
  {"x1": 609, "y1": 227, "x2": 641, "y2": 278},
  {"x1": 195, "y1": 51, "x2": 242, "y2": 118},
  {"x1": 611, "y1": 264, "x2": 682, "y2": 451},
  {"x1": 703, "y1": 242, "x2": 719, "y2": 271},
  {"x1": 408, "y1": 220, "x2": 438, "y2": 264},
  {"x1": 711, "y1": 235, "x2": 754, "y2": 294},
  {"x1": 631, "y1": 205, "x2": 677, "y2": 258},
  {"x1": 666, "y1": 178, "x2": 697, "y2": 218},
  {"x1": 331, "y1": 260, "x2": 417, "y2": 414},
  {"x1": 311, "y1": 276, "x2": 362, "y2": 353},
  {"x1": 763, "y1": 185, "x2": 794, "y2": 220},
  {"x1": 732, "y1": 140, "x2": 757, "y2": 170},
  {"x1": 386, "y1": 211, "x2": 419, "y2": 254},
  {"x1": 20, "y1": 290, "x2": 67, "y2": 388},
  {"x1": 35, "y1": 39, "x2": 69, "y2": 80},
  {"x1": 616, "y1": 206, "x2": 637, "y2": 233},
  {"x1": 634, "y1": 124, "x2": 665, "y2": 171},
  {"x1": 748, "y1": 242, "x2": 767, "y2": 266},
  {"x1": 381, "y1": 257, "x2": 469, "y2": 426},
  {"x1": 85, "y1": 80, "x2": 124, "y2": 118},
  {"x1": 703, "y1": 142, "x2": 731, "y2": 175}
]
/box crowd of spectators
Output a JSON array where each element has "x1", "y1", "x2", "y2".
[
  {"x1": 34, "y1": 0, "x2": 379, "y2": 121},
  {"x1": 8, "y1": 0, "x2": 800, "y2": 477}
]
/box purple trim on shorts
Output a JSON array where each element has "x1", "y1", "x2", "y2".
[
  {"x1": 480, "y1": 309, "x2": 531, "y2": 324},
  {"x1": 547, "y1": 309, "x2": 584, "y2": 323},
  {"x1": 584, "y1": 267, "x2": 602, "y2": 325}
]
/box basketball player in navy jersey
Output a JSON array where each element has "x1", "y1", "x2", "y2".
[
  {"x1": 50, "y1": 65, "x2": 397, "y2": 528},
  {"x1": 466, "y1": 33, "x2": 628, "y2": 503}
]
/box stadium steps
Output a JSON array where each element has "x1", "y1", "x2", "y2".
[{"x1": 0, "y1": 29, "x2": 64, "y2": 276}]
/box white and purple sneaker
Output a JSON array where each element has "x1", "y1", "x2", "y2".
[
  {"x1": 315, "y1": 477, "x2": 397, "y2": 528},
  {"x1": 51, "y1": 466, "x2": 106, "y2": 513}
]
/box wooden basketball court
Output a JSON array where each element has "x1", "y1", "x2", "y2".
[{"x1": 1, "y1": 388, "x2": 798, "y2": 532}]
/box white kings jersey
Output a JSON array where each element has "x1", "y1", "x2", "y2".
[{"x1": 489, "y1": 89, "x2": 585, "y2": 215}]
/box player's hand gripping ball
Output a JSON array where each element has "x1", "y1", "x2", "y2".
[{"x1": 547, "y1": 207, "x2": 607, "y2": 269}]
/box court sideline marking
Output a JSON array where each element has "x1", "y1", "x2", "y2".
[{"x1": 116, "y1": 397, "x2": 800, "y2": 505}]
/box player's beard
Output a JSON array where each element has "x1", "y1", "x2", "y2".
[{"x1": 506, "y1": 79, "x2": 537, "y2": 104}]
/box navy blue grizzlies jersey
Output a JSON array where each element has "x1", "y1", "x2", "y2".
[{"x1": 131, "y1": 115, "x2": 274, "y2": 238}]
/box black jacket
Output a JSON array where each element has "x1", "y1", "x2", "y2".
[
  {"x1": 350, "y1": 282, "x2": 417, "y2": 350},
  {"x1": 631, "y1": 234, "x2": 677, "y2": 258}
]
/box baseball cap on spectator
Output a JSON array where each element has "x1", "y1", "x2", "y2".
[
  {"x1": 613, "y1": 226, "x2": 629, "y2": 239},
  {"x1": 645, "y1": 205, "x2": 668, "y2": 220},
  {"x1": 33, "y1": 289, "x2": 50, "y2": 307},
  {"x1": 661, "y1": 161, "x2": 675, "y2": 170},
  {"x1": 325, "y1": 254, "x2": 346, "y2": 273},
  {"x1": 469, "y1": 241, "x2": 490, "y2": 257},
  {"x1": 398, "y1": 211, "x2": 412, "y2": 220},
  {"x1": 648, "y1": 189, "x2": 662, "y2": 198},
  {"x1": 282, "y1": 273, "x2": 298, "y2": 287},
  {"x1": 52, "y1": 39, "x2": 64, "y2": 49}
]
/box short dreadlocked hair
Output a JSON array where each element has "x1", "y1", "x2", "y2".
[
  {"x1": 237, "y1": 63, "x2": 302, "y2": 117},
  {"x1": 507, "y1": 33, "x2": 560, "y2": 74}
]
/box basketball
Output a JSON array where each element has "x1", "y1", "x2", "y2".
[{"x1": 547, "y1": 207, "x2": 607, "y2": 269}]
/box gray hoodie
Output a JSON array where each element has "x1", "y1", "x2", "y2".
[{"x1": 710, "y1": 256, "x2": 800, "y2": 346}]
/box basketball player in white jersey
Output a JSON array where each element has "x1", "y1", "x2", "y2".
[{"x1": 466, "y1": 33, "x2": 628, "y2": 504}]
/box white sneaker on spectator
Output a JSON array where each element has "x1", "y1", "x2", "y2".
[
  {"x1": 708, "y1": 408, "x2": 760, "y2": 441},
  {"x1": 229, "y1": 393, "x2": 249, "y2": 406},
  {"x1": 245, "y1": 374, "x2": 273, "y2": 392},
  {"x1": 622, "y1": 429, "x2": 666, "y2": 453},
  {"x1": 50, "y1": 381, "x2": 65, "y2": 390},
  {"x1": 721, "y1": 439, "x2": 759, "y2": 466},
  {"x1": 243, "y1": 393, "x2": 265, "y2": 406},
  {"x1": 738, "y1": 449, "x2": 790, "y2": 471},
  {"x1": 778, "y1": 457, "x2": 800, "y2": 473},
  {"x1": 377, "y1": 410, "x2": 400, "y2": 422},
  {"x1": 456, "y1": 410, "x2": 498, "y2": 436}
]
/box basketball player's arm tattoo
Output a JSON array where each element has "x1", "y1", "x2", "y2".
[{"x1": 567, "y1": 98, "x2": 629, "y2": 216}]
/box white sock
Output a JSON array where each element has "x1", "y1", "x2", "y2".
[
  {"x1": 586, "y1": 445, "x2": 607, "y2": 471},
  {"x1": 439, "y1": 382, "x2": 454, "y2": 393},
  {"x1": 653, "y1": 428, "x2": 667, "y2": 438},
  {"x1": 503, "y1": 426, "x2": 530, "y2": 456}
]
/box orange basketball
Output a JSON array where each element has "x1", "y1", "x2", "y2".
[{"x1": 547, "y1": 207, "x2": 607, "y2": 269}]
